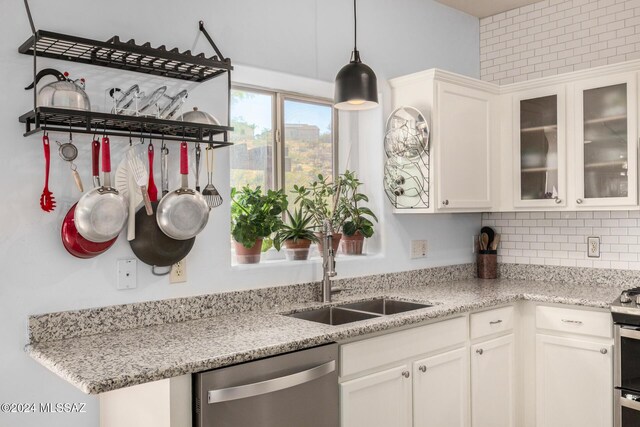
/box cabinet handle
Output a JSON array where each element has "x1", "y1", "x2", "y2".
[
  {"x1": 418, "y1": 365, "x2": 427, "y2": 373},
  {"x1": 489, "y1": 320, "x2": 503, "y2": 325},
  {"x1": 402, "y1": 371, "x2": 410, "y2": 378},
  {"x1": 601, "y1": 348, "x2": 608, "y2": 354},
  {"x1": 442, "y1": 200, "x2": 449, "y2": 206},
  {"x1": 554, "y1": 197, "x2": 562, "y2": 204},
  {"x1": 576, "y1": 198, "x2": 583, "y2": 204},
  {"x1": 476, "y1": 349, "x2": 484, "y2": 355},
  {"x1": 561, "y1": 319, "x2": 583, "y2": 325}
]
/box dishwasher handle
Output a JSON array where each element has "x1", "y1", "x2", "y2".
[{"x1": 208, "y1": 360, "x2": 336, "y2": 403}]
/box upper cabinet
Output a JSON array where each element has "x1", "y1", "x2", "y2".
[
  {"x1": 513, "y1": 87, "x2": 567, "y2": 209},
  {"x1": 389, "y1": 70, "x2": 498, "y2": 213},
  {"x1": 572, "y1": 74, "x2": 638, "y2": 208}
]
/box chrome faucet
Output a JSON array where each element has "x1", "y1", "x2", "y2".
[{"x1": 321, "y1": 220, "x2": 337, "y2": 303}]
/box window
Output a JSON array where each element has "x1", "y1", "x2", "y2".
[{"x1": 230, "y1": 87, "x2": 337, "y2": 197}]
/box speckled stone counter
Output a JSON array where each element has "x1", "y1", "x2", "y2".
[{"x1": 26, "y1": 270, "x2": 632, "y2": 395}]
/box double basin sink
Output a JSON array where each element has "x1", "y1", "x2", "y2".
[{"x1": 285, "y1": 298, "x2": 432, "y2": 326}]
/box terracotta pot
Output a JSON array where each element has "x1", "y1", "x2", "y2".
[
  {"x1": 341, "y1": 232, "x2": 365, "y2": 255},
  {"x1": 284, "y1": 238, "x2": 312, "y2": 261},
  {"x1": 234, "y1": 239, "x2": 263, "y2": 264},
  {"x1": 315, "y1": 232, "x2": 342, "y2": 254}
]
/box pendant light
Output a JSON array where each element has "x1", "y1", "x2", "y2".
[{"x1": 334, "y1": 0, "x2": 378, "y2": 110}]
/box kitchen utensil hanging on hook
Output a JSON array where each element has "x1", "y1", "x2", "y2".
[
  {"x1": 40, "y1": 134, "x2": 55, "y2": 212},
  {"x1": 57, "y1": 133, "x2": 83, "y2": 192},
  {"x1": 147, "y1": 142, "x2": 158, "y2": 202},
  {"x1": 203, "y1": 144, "x2": 223, "y2": 208}
]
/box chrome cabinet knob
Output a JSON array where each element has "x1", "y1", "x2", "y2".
[
  {"x1": 554, "y1": 197, "x2": 562, "y2": 204},
  {"x1": 601, "y1": 348, "x2": 608, "y2": 354},
  {"x1": 576, "y1": 198, "x2": 583, "y2": 204},
  {"x1": 402, "y1": 371, "x2": 410, "y2": 378},
  {"x1": 476, "y1": 349, "x2": 484, "y2": 355},
  {"x1": 418, "y1": 365, "x2": 427, "y2": 373}
]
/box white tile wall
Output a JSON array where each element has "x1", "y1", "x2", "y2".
[
  {"x1": 480, "y1": 0, "x2": 640, "y2": 84},
  {"x1": 483, "y1": 211, "x2": 640, "y2": 269}
]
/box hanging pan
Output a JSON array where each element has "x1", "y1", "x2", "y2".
[
  {"x1": 61, "y1": 140, "x2": 117, "y2": 258},
  {"x1": 156, "y1": 142, "x2": 209, "y2": 240},
  {"x1": 129, "y1": 142, "x2": 195, "y2": 269},
  {"x1": 74, "y1": 137, "x2": 128, "y2": 242}
]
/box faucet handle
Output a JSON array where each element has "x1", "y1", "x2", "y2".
[{"x1": 331, "y1": 286, "x2": 351, "y2": 294}]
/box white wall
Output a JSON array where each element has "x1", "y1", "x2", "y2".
[
  {"x1": 0, "y1": 0, "x2": 479, "y2": 426},
  {"x1": 480, "y1": 0, "x2": 640, "y2": 85}
]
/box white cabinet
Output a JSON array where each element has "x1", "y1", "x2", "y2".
[
  {"x1": 413, "y1": 347, "x2": 469, "y2": 427},
  {"x1": 512, "y1": 86, "x2": 567, "y2": 208},
  {"x1": 340, "y1": 364, "x2": 412, "y2": 427},
  {"x1": 535, "y1": 334, "x2": 613, "y2": 427},
  {"x1": 388, "y1": 70, "x2": 497, "y2": 213},
  {"x1": 571, "y1": 73, "x2": 638, "y2": 208},
  {"x1": 471, "y1": 334, "x2": 516, "y2": 427},
  {"x1": 434, "y1": 81, "x2": 494, "y2": 211}
]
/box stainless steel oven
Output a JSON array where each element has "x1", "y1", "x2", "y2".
[
  {"x1": 611, "y1": 288, "x2": 640, "y2": 426},
  {"x1": 193, "y1": 343, "x2": 338, "y2": 427}
]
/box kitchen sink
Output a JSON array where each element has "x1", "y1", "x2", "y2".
[
  {"x1": 287, "y1": 306, "x2": 381, "y2": 325},
  {"x1": 338, "y1": 298, "x2": 432, "y2": 315},
  {"x1": 285, "y1": 298, "x2": 432, "y2": 326}
]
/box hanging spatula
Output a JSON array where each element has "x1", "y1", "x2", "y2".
[{"x1": 126, "y1": 146, "x2": 153, "y2": 215}]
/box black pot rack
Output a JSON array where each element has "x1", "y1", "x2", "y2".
[{"x1": 19, "y1": 0, "x2": 234, "y2": 147}]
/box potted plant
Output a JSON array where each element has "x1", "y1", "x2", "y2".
[
  {"x1": 292, "y1": 174, "x2": 346, "y2": 253},
  {"x1": 339, "y1": 170, "x2": 378, "y2": 255},
  {"x1": 273, "y1": 207, "x2": 318, "y2": 261},
  {"x1": 231, "y1": 185, "x2": 288, "y2": 264}
]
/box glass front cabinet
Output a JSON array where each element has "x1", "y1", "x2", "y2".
[
  {"x1": 513, "y1": 87, "x2": 567, "y2": 208},
  {"x1": 573, "y1": 74, "x2": 637, "y2": 208}
]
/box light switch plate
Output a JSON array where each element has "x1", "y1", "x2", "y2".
[
  {"x1": 117, "y1": 259, "x2": 137, "y2": 290},
  {"x1": 587, "y1": 236, "x2": 600, "y2": 258},
  {"x1": 410, "y1": 240, "x2": 428, "y2": 259}
]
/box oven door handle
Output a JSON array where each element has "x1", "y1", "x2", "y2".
[
  {"x1": 619, "y1": 326, "x2": 640, "y2": 340},
  {"x1": 620, "y1": 393, "x2": 640, "y2": 412},
  {"x1": 207, "y1": 360, "x2": 336, "y2": 404}
]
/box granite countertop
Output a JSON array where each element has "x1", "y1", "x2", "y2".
[{"x1": 25, "y1": 277, "x2": 627, "y2": 395}]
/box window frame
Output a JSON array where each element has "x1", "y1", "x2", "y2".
[{"x1": 231, "y1": 84, "x2": 339, "y2": 192}]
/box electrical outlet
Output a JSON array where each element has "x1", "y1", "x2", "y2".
[
  {"x1": 170, "y1": 259, "x2": 187, "y2": 284},
  {"x1": 587, "y1": 236, "x2": 600, "y2": 258},
  {"x1": 410, "y1": 240, "x2": 428, "y2": 259},
  {"x1": 473, "y1": 235, "x2": 480, "y2": 254},
  {"x1": 117, "y1": 259, "x2": 137, "y2": 290}
]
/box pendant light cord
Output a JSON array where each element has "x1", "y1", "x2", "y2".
[{"x1": 353, "y1": 0, "x2": 358, "y2": 51}]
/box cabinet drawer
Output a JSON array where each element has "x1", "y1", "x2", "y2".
[
  {"x1": 470, "y1": 306, "x2": 515, "y2": 340},
  {"x1": 340, "y1": 317, "x2": 467, "y2": 378},
  {"x1": 536, "y1": 305, "x2": 612, "y2": 338}
]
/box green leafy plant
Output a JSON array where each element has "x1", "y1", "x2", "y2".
[
  {"x1": 292, "y1": 174, "x2": 346, "y2": 232},
  {"x1": 340, "y1": 170, "x2": 378, "y2": 238},
  {"x1": 273, "y1": 207, "x2": 318, "y2": 251},
  {"x1": 231, "y1": 186, "x2": 288, "y2": 250}
]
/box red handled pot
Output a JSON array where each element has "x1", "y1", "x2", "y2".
[{"x1": 61, "y1": 140, "x2": 117, "y2": 258}]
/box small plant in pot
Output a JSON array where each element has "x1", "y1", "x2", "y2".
[
  {"x1": 340, "y1": 170, "x2": 378, "y2": 255},
  {"x1": 231, "y1": 185, "x2": 288, "y2": 264},
  {"x1": 292, "y1": 174, "x2": 346, "y2": 253},
  {"x1": 273, "y1": 207, "x2": 318, "y2": 261}
]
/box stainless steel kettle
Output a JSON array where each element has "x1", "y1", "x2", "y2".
[{"x1": 25, "y1": 68, "x2": 91, "y2": 111}]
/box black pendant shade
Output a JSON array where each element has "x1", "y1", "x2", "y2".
[{"x1": 334, "y1": 0, "x2": 378, "y2": 111}]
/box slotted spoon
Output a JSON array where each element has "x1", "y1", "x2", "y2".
[
  {"x1": 40, "y1": 135, "x2": 56, "y2": 212},
  {"x1": 203, "y1": 145, "x2": 223, "y2": 208}
]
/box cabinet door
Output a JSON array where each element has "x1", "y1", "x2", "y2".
[
  {"x1": 340, "y1": 364, "x2": 412, "y2": 427},
  {"x1": 536, "y1": 334, "x2": 612, "y2": 427},
  {"x1": 513, "y1": 87, "x2": 567, "y2": 208},
  {"x1": 413, "y1": 347, "x2": 469, "y2": 427},
  {"x1": 573, "y1": 73, "x2": 637, "y2": 207},
  {"x1": 471, "y1": 334, "x2": 516, "y2": 427},
  {"x1": 435, "y1": 81, "x2": 493, "y2": 210}
]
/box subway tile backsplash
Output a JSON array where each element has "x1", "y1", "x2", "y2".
[{"x1": 482, "y1": 211, "x2": 640, "y2": 270}]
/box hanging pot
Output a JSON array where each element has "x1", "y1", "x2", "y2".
[
  {"x1": 25, "y1": 68, "x2": 91, "y2": 111},
  {"x1": 130, "y1": 143, "x2": 195, "y2": 268}
]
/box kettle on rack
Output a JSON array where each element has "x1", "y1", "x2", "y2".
[{"x1": 25, "y1": 68, "x2": 91, "y2": 111}]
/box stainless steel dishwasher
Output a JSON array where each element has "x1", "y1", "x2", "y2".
[{"x1": 193, "y1": 343, "x2": 338, "y2": 427}]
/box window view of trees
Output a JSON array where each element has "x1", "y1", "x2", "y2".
[{"x1": 230, "y1": 88, "x2": 335, "y2": 198}]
